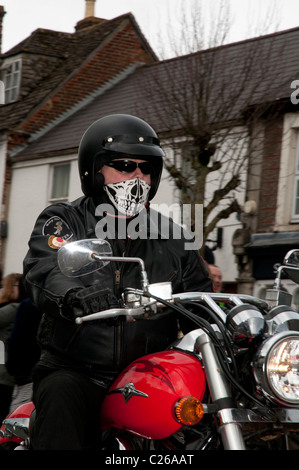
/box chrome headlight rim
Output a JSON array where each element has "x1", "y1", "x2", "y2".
[{"x1": 253, "y1": 331, "x2": 299, "y2": 407}]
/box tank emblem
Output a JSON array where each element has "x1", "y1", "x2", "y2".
[{"x1": 109, "y1": 382, "x2": 148, "y2": 403}]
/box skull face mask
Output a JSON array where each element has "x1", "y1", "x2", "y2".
[{"x1": 103, "y1": 177, "x2": 150, "y2": 217}]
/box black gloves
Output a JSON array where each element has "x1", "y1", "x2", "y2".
[{"x1": 62, "y1": 285, "x2": 119, "y2": 320}]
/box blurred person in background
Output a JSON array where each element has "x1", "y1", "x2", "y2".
[
  {"x1": 6, "y1": 298, "x2": 40, "y2": 412},
  {"x1": 0, "y1": 274, "x2": 26, "y2": 423},
  {"x1": 0, "y1": 273, "x2": 22, "y2": 307},
  {"x1": 208, "y1": 264, "x2": 223, "y2": 293}
]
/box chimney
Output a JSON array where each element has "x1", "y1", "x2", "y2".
[
  {"x1": 85, "y1": 0, "x2": 96, "y2": 18},
  {"x1": 0, "y1": 6, "x2": 6, "y2": 55},
  {"x1": 76, "y1": 1, "x2": 105, "y2": 31}
]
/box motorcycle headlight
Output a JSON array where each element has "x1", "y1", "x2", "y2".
[{"x1": 253, "y1": 331, "x2": 299, "y2": 406}]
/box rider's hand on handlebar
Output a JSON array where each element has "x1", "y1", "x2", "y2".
[{"x1": 62, "y1": 285, "x2": 119, "y2": 320}]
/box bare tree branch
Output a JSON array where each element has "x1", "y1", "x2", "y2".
[{"x1": 135, "y1": 0, "x2": 285, "y2": 250}]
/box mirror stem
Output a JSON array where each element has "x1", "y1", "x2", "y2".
[{"x1": 92, "y1": 254, "x2": 149, "y2": 291}]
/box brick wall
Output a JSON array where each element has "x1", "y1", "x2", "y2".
[
  {"x1": 256, "y1": 116, "x2": 283, "y2": 232},
  {"x1": 20, "y1": 22, "x2": 153, "y2": 136}
]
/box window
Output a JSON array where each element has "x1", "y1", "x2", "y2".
[
  {"x1": 2, "y1": 59, "x2": 22, "y2": 103},
  {"x1": 49, "y1": 163, "x2": 70, "y2": 202},
  {"x1": 292, "y1": 133, "x2": 299, "y2": 219}
]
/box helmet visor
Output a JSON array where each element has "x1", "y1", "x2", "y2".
[{"x1": 102, "y1": 134, "x2": 164, "y2": 157}]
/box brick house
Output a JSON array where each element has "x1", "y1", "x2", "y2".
[
  {"x1": 0, "y1": 3, "x2": 159, "y2": 275},
  {"x1": 1, "y1": 3, "x2": 299, "y2": 300}
]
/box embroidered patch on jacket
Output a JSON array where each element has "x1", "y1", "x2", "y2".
[
  {"x1": 42, "y1": 216, "x2": 73, "y2": 240},
  {"x1": 48, "y1": 236, "x2": 69, "y2": 250}
]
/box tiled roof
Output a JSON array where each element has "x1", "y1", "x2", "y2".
[
  {"x1": 12, "y1": 24, "x2": 299, "y2": 159},
  {"x1": 0, "y1": 13, "x2": 157, "y2": 131},
  {"x1": 2, "y1": 28, "x2": 73, "y2": 58}
]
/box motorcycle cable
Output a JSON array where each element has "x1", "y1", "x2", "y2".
[
  {"x1": 140, "y1": 291, "x2": 237, "y2": 376},
  {"x1": 181, "y1": 301, "x2": 278, "y2": 417},
  {"x1": 142, "y1": 290, "x2": 218, "y2": 332},
  {"x1": 179, "y1": 300, "x2": 238, "y2": 379},
  {"x1": 182, "y1": 305, "x2": 279, "y2": 419},
  {"x1": 140, "y1": 292, "x2": 278, "y2": 420},
  {"x1": 213, "y1": 353, "x2": 279, "y2": 421}
]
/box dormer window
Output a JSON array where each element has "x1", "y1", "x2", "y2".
[{"x1": 2, "y1": 58, "x2": 22, "y2": 103}]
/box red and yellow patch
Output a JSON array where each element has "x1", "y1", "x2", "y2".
[{"x1": 48, "y1": 235, "x2": 69, "y2": 250}]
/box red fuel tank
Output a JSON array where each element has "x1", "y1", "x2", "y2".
[{"x1": 100, "y1": 350, "x2": 206, "y2": 439}]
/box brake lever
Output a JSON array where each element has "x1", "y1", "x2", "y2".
[{"x1": 75, "y1": 306, "x2": 147, "y2": 324}]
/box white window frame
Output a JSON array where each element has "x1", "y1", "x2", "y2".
[
  {"x1": 291, "y1": 133, "x2": 299, "y2": 221},
  {"x1": 48, "y1": 162, "x2": 71, "y2": 203},
  {"x1": 2, "y1": 57, "x2": 22, "y2": 103}
]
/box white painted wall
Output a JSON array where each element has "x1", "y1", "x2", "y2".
[
  {"x1": 203, "y1": 126, "x2": 248, "y2": 283},
  {"x1": 209, "y1": 217, "x2": 241, "y2": 283},
  {"x1": 4, "y1": 155, "x2": 80, "y2": 274}
]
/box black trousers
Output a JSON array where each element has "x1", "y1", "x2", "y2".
[{"x1": 31, "y1": 369, "x2": 108, "y2": 450}]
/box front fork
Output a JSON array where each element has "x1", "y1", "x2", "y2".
[{"x1": 196, "y1": 330, "x2": 246, "y2": 450}]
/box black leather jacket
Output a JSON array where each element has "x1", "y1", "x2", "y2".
[{"x1": 23, "y1": 196, "x2": 212, "y2": 381}]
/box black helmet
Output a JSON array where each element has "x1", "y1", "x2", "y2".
[{"x1": 78, "y1": 114, "x2": 164, "y2": 202}]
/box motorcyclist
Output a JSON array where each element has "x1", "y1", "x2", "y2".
[{"x1": 23, "y1": 114, "x2": 213, "y2": 450}]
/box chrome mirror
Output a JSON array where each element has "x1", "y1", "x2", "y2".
[{"x1": 58, "y1": 239, "x2": 113, "y2": 277}]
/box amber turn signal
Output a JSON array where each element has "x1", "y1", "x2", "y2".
[{"x1": 174, "y1": 396, "x2": 204, "y2": 426}]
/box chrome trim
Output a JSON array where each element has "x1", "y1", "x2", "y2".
[
  {"x1": 218, "y1": 407, "x2": 299, "y2": 425},
  {"x1": 253, "y1": 331, "x2": 299, "y2": 406},
  {"x1": 108, "y1": 382, "x2": 148, "y2": 404},
  {"x1": 2, "y1": 417, "x2": 30, "y2": 440},
  {"x1": 172, "y1": 292, "x2": 269, "y2": 312}
]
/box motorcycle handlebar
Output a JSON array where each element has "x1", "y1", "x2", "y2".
[{"x1": 74, "y1": 291, "x2": 269, "y2": 324}]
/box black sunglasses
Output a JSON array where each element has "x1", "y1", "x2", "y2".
[{"x1": 106, "y1": 160, "x2": 152, "y2": 175}]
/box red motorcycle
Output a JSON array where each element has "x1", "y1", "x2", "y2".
[{"x1": 2, "y1": 239, "x2": 299, "y2": 451}]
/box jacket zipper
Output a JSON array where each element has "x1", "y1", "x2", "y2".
[
  {"x1": 115, "y1": 237, "x2": 131, "y2": 369},
  {"x1": 115, "y1": 268, "x2": 121, "y2": 296}
]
